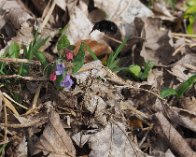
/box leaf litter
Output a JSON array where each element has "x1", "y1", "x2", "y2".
[{"x1": 0, "y1": 0, "x2": 196, "y2": 157}]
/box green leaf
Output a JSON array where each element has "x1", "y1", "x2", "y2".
[
  {"x1": 72, "y1": 42, "x2": 85, "y2": 74},
  {"x1": 112, "y1": 37, "x2": 128, "y2": 63},
  {"x1": 34, "y1": 51, "x2": 47, "y2": 66},
  {"x1": 6, "y1": 42, "x2": 20, "y2": 58},
  {"x1": 129, "y1": 65, "x2": 141, "y2": 78},
  {"x1": 27, "y1": 36, "x2": 48, "y2": 59},
  {"x1": 140, "y1": 61, "x2": 154, "y2": 80},
  {"x1": 160, "y1": 88, "x2": 177, "y2": 98},
  {"x1": 57, "y1": 34, "x2": 70, "y2": 51},
  {"x1": 106, "y1": 37, "x2": 128, "y2": 71},
  {"x1": 18, "y1": 63, "x2": 28, "y2": 76},
  {"x1": 176, "y1": 74, "x2": 196, "y2": 97}
]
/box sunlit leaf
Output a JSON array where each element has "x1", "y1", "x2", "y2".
[{"x1": 129, "y1": 65, "x2": 141, "y2": 78}]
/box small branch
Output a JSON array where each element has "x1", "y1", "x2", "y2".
[
  {"x1": 171, "y1": 32, "x2": 196, "y2": 39},
  {"x1": 0, "y1": 117, "x2": 48, "y2": 128},
  {"x1": 0, "y1": 58, "x2": 41, "y2": 65},
  {"x1": 3, "y1": 103, "x2": 8, "y2": 142},
  {"x1": 3, "y1": 92, "x2": 28, "y2": 110},
  {"x1": 0, "y1": 75, "x2": 47, "y2": 81}
]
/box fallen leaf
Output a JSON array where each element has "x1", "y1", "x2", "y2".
[
  {"x1": 154, "y1": 112, "x2": 196, "y2": 157},
  {"x1": 73, "y1": 39, "x2": 111, "y2": 62},
  {"x1": 170, "y1": 53, "x2": 196, "y2": 82},
  {"x1": 140, "y1": 18, "x2": 175, "y2": 65},
  {"x1": 88, "y1": 122, "x2": 151, "y2": 157},
  {"x1": 32, "y1": 110, "x2": 76, "y2": 157}
]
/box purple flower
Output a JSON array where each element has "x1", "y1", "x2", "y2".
[
  {"x1": 56, "y1": 63, "x2": 65, "y2": 75},
  {"x1": 60, "y1": 74, "x2": 73, "y2": 89}
]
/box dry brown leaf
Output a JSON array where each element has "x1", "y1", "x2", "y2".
[
  {"x1": 66, "y1": 2, "x2": 93, "y2": 44},
  {"x1": 154, "y1": 112, "x2": 196, "y2": 157},
  {"x1": 15, "y1": 136, "x2": 27, "y2": 157},
  {"x1": 168, "y1": 106, "x2": 196, "y2": 132},
  {"x1": 169, "y1": 53, "x2": 196, "y2": 82},
  {"x1": 140, "y1": 18, "x2": 175, "y2": 65},
  {"x1": 152, "y1": 1, "x2": 175, "y2": 21},
  {"x1": 0, "y1": 0, "x2": 32, "y2": 29},
  {"x1": 181, "y1": 97, "x2": 196, "y2": 113},
  {"x1": 88, "y1": 122, "x2": 151, "y2": 157},
  {"x1": 0, "y1": 92, "x2": 19, "y2": 116},
  {"x1": 32, "y1": 110, "x2": 76, "y2": 157}
]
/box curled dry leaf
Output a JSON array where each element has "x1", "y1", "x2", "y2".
[
  {"x1": 73, "y1": 39, "x2": 111, "y2": 62},
  {"x1": 32, "y1": 110, "x2": 76, "y2": 157}
]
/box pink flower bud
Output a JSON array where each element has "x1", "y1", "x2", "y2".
[
  {"x1": 49, "y1": 72, "x2": 56, "y2": 81},
  {"x1": 66, "y1": 51, "x2": 73, "y2": 61}
]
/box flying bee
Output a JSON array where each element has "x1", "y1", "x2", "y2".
[{"x1": 90, "y1": 20, "x2": 118, "y2": 34}]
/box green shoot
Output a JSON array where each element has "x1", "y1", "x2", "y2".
[
  {"x1": 106, "y1": 37, "x2": 128, "y2": 71},
  {"x1": 140, "y1": 61, "x2": 154, "y2": 80},
  {"x1": 120, "y1": 61, "x2": 154, "y2": 80},
  {"x1": 5, "y1": 42, "x2": 20, "y2": 58},
  {"x1": 160, "y1": 74, "x2": 196, "y2": 98},
  {"x1": 128, "y1": 65, "x2": 141, "y2": 78},
  {"x1": 19, "y1": 35, "x2": 48, "y2": 75},
  {"x1": 72, "y1": 42, "x2": 85, "y2": 74}
]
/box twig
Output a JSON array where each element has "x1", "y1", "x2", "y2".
[
  {"x1": 3, "y1": 103, "x2": 8, "y2": 142},
  {"x1": 0, "y1": 58, "x2": 41, "y2": 65},
  {"x1": 0, "y1": 74, "x2": 47, "y2": 81},
  {"x1": 25, "y1": 84, "x2": 42, "y2": 115},
  {"x1": 171, "y1": 32, "x2": 196, "y2": 39},
  {"x1": 183, "y1": 63, "x2": 196, "y2": 71},
  {"x1": 41, "y1": 0, "x2": 56, "y2": 30},
  {"x1": 139, "y1": 130, "x2": 149, "y2": 147},
  {"x1": 172, "y1": 44, "x2": 186, "y2": 56},
  {"x1": 115, "y1": 85, "x2": 165, "y2": 101},
  {"x1": 104, "y1": 34, "x2": 122, "y2": 44},
  {"x1": 0, "y1": 117, "x2": 48, "y2": 128},
  {"x1": 3, "y1": 92, "x2": 28, "y2": 110}
]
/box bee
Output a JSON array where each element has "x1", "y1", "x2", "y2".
[{"x1": 90, "y1": 20, "x2": 118, "y2": 34}]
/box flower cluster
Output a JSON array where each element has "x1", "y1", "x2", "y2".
[{"x1": 49, "y1": 50, "x2": 74, "y2": 89}]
